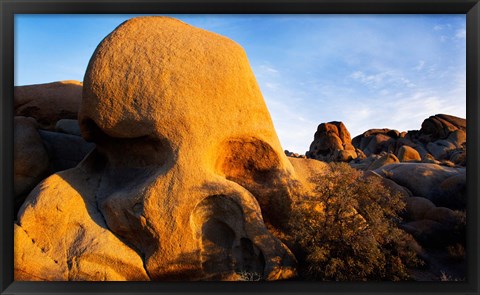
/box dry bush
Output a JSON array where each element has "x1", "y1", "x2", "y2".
[{"x1": 288, "y1": 162, "x2": 422, "y2": 281}]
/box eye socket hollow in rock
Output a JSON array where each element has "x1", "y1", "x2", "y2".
[
  {"x1": 215, "y1": 138, "x2": 293, "y2": 227},
  {"x1": 216, "y1": 138, "x2": 280, "y2": 186},
  {"x1": 80, "y1": 117, "x2": 175, "y2": 170}
]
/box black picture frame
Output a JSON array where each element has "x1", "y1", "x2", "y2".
[{"x1": 1, "y1": 0, "x2": 479, "y2": 294}]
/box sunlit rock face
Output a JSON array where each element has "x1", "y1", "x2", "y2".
[
  {"x1": 306, "y1": 121, "x2": 357, "y2": 162},
  {"x1": 15, "y1": 16, "x2": 301, "y2": 281},
  {"x1": 14, "y1": 80, "x2": 83, "y2": 129}
]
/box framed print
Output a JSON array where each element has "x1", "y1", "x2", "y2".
[{"x1": 1, "y1": 0, "x2": 479, "y2": 294}]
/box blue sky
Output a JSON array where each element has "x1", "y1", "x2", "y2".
[{"x1": 15, "y1": 14, "x2": 466, "y2": 153}]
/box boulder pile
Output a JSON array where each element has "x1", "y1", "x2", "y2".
[
  {"x1": 13, "y1": 81, "x2": 94, "y2": 210},
  {"x1": 307, "y1": 114, "x2": 466, "y2": 170},
  {"x1": 306, "y1": 116, "x2": 467, "y2": 280}
]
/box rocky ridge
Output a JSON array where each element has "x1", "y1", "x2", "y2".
[{"x1": 301, "y1": 116, "x2": 467, "y2": 280}]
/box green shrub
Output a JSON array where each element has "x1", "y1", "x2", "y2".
[{"x1": 288, "y1": 162, "x2": 422, "y2": 281}]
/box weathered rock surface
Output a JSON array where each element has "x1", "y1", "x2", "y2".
[
  {"x1": 374, "y1": 163, "x2": 465, "y2": 209},
  {"x1": 363, "y1": 170, "x2": 412, "y2": 199},
  {"x1": 397, "y1": 145, "x2": 421, "y2": 162},
  {"x1": 418, "y1": 114, "x2": 466, "y2": 143},
  {"x1": 367, "y1": 152, "x2": 400, "y2": 170},
  {"x1": 288, "y1": 157, "x2": 329, "y2": 192},
  {"x1": 14, "y1": 117, "x2": 50, "y2": 204},
  {"x1": 14, "y1": 80, "x2": 82, "y2": 129},
  {"x1": 348, "y1": 114, "x2": 466, "y2": 168},
  {"x1": 406, "y1": 197, "x2": 436, "y2": 221},
  {"x1": 352, "y1": 128, "x2": 401, "y2": 157},
  {"x1": 402, "y1": 196, "x2": 463, "y2": 248},
  {"x1": 306, "y1": 121, "x2": 357, "y2": 162},
  {"x1": 15, "y1": 153, "x2": 150, "y2": 281},
  {"x1": 39, "y1": 130, "x2": 95, "y2": 172},
  {"x1": 55, "y1": 119, "x2": 82, "y2": 136},
  {"x1": 16, "y1": 16, "x2": 303, "y2": 281}
]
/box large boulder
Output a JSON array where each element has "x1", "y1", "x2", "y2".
[
  {"x1": 426, "y1": 140, "x2": 457, "y2": 160},
  {"x1": 374, "y1": 163, "x2": 465, "y2": 208},
  {"x1": 16, "y1": 16, "x2": 302, "y2": 281},
  {"x1": 405, "y1": 197, "x2": 436, "y2": 221},
  {"x1": 367, "y1": 152, "x2": 400, "y2": 170},
  {"x1": 437, "y1": 172, "x2": 466, "y2": 209},
  {"x1": 15, "y1": 156, "x2": 150, "y2": 281},
  {"x1": 352, "y1": 128, "x2": 400, "y2": 156},
  {"x1": 418, "y1": 114, "x2": 466, "y2": 143},
  {"x1": 306, "y1": 121, "x2": 357, "y2": 162},
  {"x1": 55, "y1": 119, "x2": 82, "y2": 136},
  {"x1": 14, "y1": 80, "x2": 83, "y2": 129},
  {"x1": 14, "y1": 117, "x2": 50, "y2": 204},
  {"x1": 38, "y1": 130, "x2": 95, "y2": 172},
  {"x1": 397, "y1": 145, "x2": 421, "y2": 162},
  {"x1": 364, "y1": 170, "x2": 412, "y2": 199}
]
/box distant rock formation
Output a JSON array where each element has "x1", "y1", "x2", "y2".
[
  {"x1": 306, "y1": 115, "x2": 467, "y2": 272},
  {"x1": 305, "y1": 114, "x2": 465, "y2": 170},
  {"x1": 350, "y1": 114, "x2": 466, "y2": 169},
  {"x1": 306, "y1": 121, "x2": 357, "y2": 162},
  {"x1": 284, "y1": 150, "x2": 306, "y2": 158}
]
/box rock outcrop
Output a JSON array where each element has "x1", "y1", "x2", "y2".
[
  {"x1": 307, "y1": 114, "x2": 466, "y2": 171},
  {"x1": 397, "y1": 145, "x2": 421, "y2": 162},
  {"x1": 13, "y1": 116, "x2": 94, "y2": 212},
  {"x1": 14, "y1": 80, "x2": 82, "y2": 129},
  {"x1": 350, "y1": 114, "x2": 466, "y2": 168},
  {"x1": 38, "y1": 130, "x2": 95, "y2": 172},
  {"x1": 14, "y1": 117, "x2": 50, "y2": 207},
  {"x1": 374, "y1": 163, "x2": 466, "y2": 209},
  {"x1": 306, "y1": 121, "x2": 357, "y2": 162},
  {"x1": 15, "y1": 16, "x2": 307, "y2": 281}
]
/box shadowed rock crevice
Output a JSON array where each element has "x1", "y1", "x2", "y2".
[
  {"x1": 190, "y1": 195, "x2": 266, "y2": 279},
  {"x1": 216, "y1": 138, "x2": 294, "y2": 227}
]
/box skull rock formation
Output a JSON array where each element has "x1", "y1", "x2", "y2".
[{"x1": 15, "y1": 16, "x2": 299, "y2": 281}]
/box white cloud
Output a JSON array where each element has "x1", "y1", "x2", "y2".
[
  {"x1": 455, "y1": 28, "x2": 466, "y2": 39},
  {"x1": 433, "y1": 23, "x2": 452, "y2": 31},
  {"x1": 350, "y1": 70, "x2": 416, "y2": 90},
  {"x1": 257, "y1": 65, "x2": 279, "y2": 75},
  {"x1": 350, "y1": 71, "x2": 389, "y2": 87},
  {"x1": 265, "y1": 82, "x2": 278, "y2": 90}
]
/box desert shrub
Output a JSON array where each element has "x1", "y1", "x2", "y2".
[
  {"x1": 288, "y1": 162, "x2": 422, "y2": 281},
  {"x1": 439, "y1": 271, "x2": 465, "y2": 282},
  {"x1": 447, "y1": 243, "x2": 466, "y2": 262}
]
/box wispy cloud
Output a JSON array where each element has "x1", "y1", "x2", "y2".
[
  {"x1": 455, "y1": 28, "x2": 466, "y2": 39},
  {"x1": 414, "y1": 60, "x2": 426, "y2": 71},
  {"x1": 259, "y1": 65, "x2": 279, "y2": 74},
  {"x1": 433, "y1": 23, "x2": 451, "y2": 31}
]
